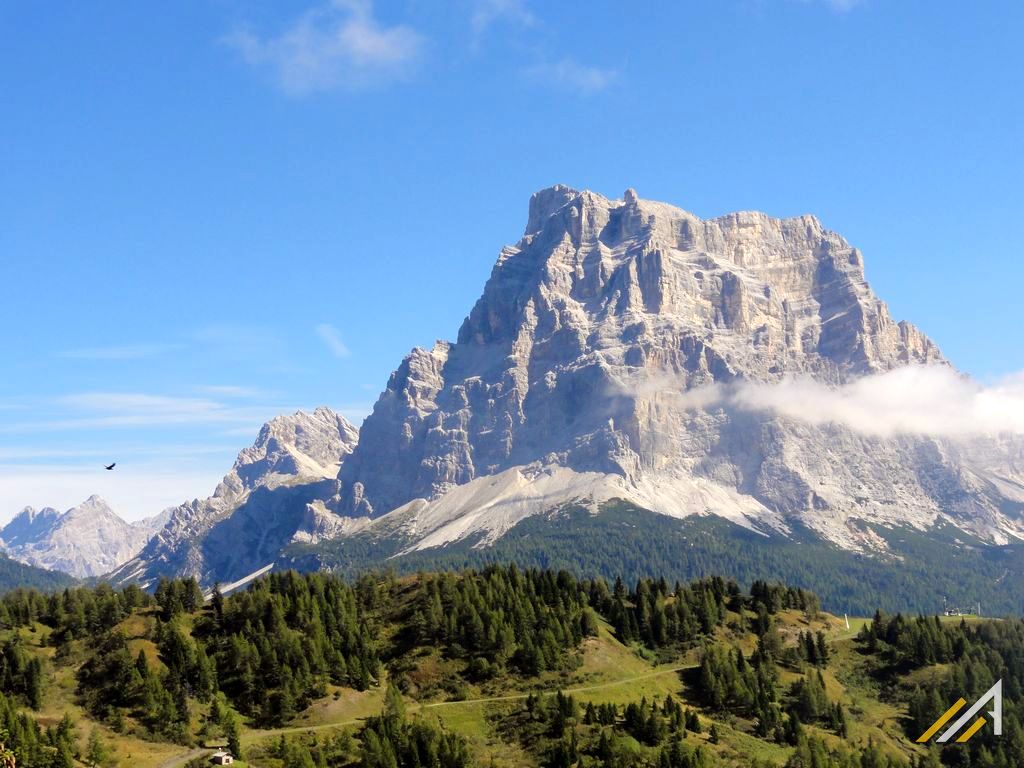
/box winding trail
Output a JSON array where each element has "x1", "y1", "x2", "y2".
[
  {"x1": 419, "y1": 663, "x2": 693, "y2": 709},
  {"x1": 151, "y1": 662, "x2": 695, "y2": 767},
  {"x1": 246, "y1": 662, "x2": 694, "y2": 739}
]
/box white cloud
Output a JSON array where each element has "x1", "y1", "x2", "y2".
[
  {"x1": 526, "y1": 58, "x2": 618, "y2": 93},
  {"x1": 621, "y1": 366, "x2": 1024, "y2": 439},
  {"x1": 227, "y1": 0, "x2": 423, "y2": 94},
  {"x1": 731, "y1": 367, "x2": 1024, "y2": 438},
  {"x1": 470, "y1": 0, "x2": 535, "y2": 38},
  {"x1": 194, "y1": 385, "x2": 264, "y2": 398},
  {"x1": 316, "y1": 323, "x2": 351, "y2": 358}
]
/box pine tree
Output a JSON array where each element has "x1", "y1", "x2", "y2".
[
  {"x1": 86, "y1": 728, "x2": 110, "y2": 767},
  {"x1": 224, "y1": 709, "x2": 242, "y2": 759},
  {"x1": 26, "y1": 656, "x2": 43, "y2": 710}
]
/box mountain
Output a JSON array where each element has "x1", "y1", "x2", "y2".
[
  {"x1": 0, "y1": 495, "x2": 163, "y2": 578},
  {"x1": 109, "y1": 406, "x2": 358, "y2": 587},
  {"x1": 326, "y1": 187, "x2": 1021, "y2": 552},
  {"x1": 113, "y1": 187, "x2": 1024, "y2": 612}
]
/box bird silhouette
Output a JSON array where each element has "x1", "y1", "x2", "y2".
[{"x1": 104, "y1": 463, "x2": 116, "y2": 471}]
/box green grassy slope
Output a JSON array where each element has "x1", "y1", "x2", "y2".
[{"x1": 2, "y1": 568, "x2": 1022, "y2": 767}]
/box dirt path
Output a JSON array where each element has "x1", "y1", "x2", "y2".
[
  {"x1": 152, "y1": 747, "x2": 207, "y2": 768},
  {"x1": 241, "y1": 662, "x2": 695, "y2": 744},
  {"x1": 150, "y1": 663, "x2": 696, "y2": 763},
  {"x1": 420, "y1": 663, "x2": 693, "y2": 709}
]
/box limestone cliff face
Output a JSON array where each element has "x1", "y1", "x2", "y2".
[{"x1": 335, "y1": 186, "x2": 987, "y2": 550}]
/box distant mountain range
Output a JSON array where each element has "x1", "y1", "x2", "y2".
[
  {"x1": 0, "y1": 496, "x2": 167, "y2": 578},
  {"x1": 8, "y1": 187, "x2": 1024, "y2": 612}
]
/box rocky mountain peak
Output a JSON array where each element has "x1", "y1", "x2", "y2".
[
  {"x1": 337, "y1": 186, "x2": 946, "y2": 521},
  {"x1": 65, "y1": 494, "x2": 116, "y2": 518},
  {"x1": 233, "y1": 406, "x2": 357, "y2": 486},
  {"x1": 525, "y1": 184, "x2": 579, "y2": 235}
]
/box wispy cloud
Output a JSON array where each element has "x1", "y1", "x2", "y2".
[
  {"x1": 0, "y1": 392, "x2": 300, "y2": 434},
  {"x1": 61, "y1": 393, "x2": 229, "y2": 415},
  {"x1": 226, "y1": 0, "x2": 424, "y2": 95},
  {"x1": 59, "y1": 343, "x2": 180, "y2": 360},
  {"x1": 526, "y1": 58, "x2": 618, "y2": 93},
  {"x1": 0, "y1": 443, "x2": 239, "y2": 464},
  {"x1": 470, "y1": 0, "x2": 535, "y2": 39},
  {"x1": 194, "y1": 385, "x2": 264, "y2": 398},
  {"x1": 316, "y1": 323, "x2": 351, "y2": 358}
]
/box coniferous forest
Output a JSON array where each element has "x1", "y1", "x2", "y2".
[
  {"x1": 0, "y1": 566, "x2": 1020, "y2": 767},
  {"x1": 293, "y1": 503, "x2": 1024, "y2": 617}
]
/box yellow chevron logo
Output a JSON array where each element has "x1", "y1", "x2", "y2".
[{"x1": 917, "y1": 680, "x2": 1002, "y2": 744}]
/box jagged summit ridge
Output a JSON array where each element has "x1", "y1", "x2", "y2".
[{"x1": 336, "y1": 186, "x2": 946, "y2": 530}]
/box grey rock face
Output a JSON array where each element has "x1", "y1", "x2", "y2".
[
  {"x1": 335, "y1": 186, "x2": 992, "y2": 551},
  {"x1": 109, "y1": 406, "x2": 358, "y2": 586},
  {"x1": 0, "y1": 496, "x2": 156, "y2": 578}
]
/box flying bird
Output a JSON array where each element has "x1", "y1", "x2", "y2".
[{"x1": 104, "y1": 463, "x2": 116, "y2": 471}]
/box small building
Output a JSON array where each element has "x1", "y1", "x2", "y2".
[{"x1": 210, "y1": 751, "x2": 234, "y2": 765}]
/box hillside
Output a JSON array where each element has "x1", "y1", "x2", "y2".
[
  {"x1": 0, "y1": 567, "x2": 1019, "y2": 767},
  {"x1": 0, "y1": 552, "x2": 75, "y2": 593}
]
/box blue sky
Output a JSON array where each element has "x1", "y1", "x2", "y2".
[{"x1": 2, "y1": 1, "x2": 1022, "y2": 520}]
